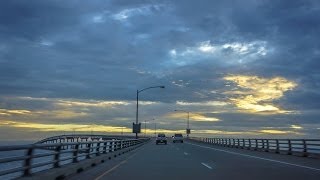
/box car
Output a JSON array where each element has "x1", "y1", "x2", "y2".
[
  {"x1": 156, "y1": 133, "x2": 167, "y2": 145},
  {"x1": 172, "y1": 133, "x2": 183, "y2": 143}
]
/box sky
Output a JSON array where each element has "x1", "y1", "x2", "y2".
[{"x1": 0, "y1": 0, "x2": 320, "y2": 141}]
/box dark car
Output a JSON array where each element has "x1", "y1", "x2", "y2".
[{"x1": 156, "y1": 133, "x2": 167, "y2": 145}]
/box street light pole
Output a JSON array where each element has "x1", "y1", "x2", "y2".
[
  {"x1": 144, "y1": 120, "x2": 147, "y2": 137},
  {"x1": 135, "y1": 86, "x2": 165, "y2": 139},
  {"x1": 174, "y1": 109, "x2": 191, "y2": 138},
  {"x1": 154, "y1": 121, "x2": 157, "y2": 137},
  {"x1": 187, "y1": 111, "x2": 190, "y2": 131},
  {"x1": 136, "y1": 90, "x2": 139, "y2": 138}
]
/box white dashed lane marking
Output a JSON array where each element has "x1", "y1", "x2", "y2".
[
  {"x1": 187, "y1": 142, "x2": 320, "y2": 172},
  {"x1": 201, "y1": 162, "x2": 213, "y2": 169}
]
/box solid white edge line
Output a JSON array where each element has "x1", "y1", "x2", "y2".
[
  {"x1": 186, "y1": 142, "x2": 320, "y2": 172},
  {"x1": 201, "y1": 162, "x2": 213, "y2": 169}
]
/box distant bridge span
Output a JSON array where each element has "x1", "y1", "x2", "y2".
[{"x1": 36, "y1": 134, "x2": 137, "y2": 144}]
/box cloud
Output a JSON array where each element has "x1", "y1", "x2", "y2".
[
  {"x1": 0, "y1": 120, "x2": 130, "y2": 133},
  {"x1": 0, "y1": 1, "x2": 320, "y2": 140},
  {"x1": 223, "y1": 75, "x2": 297, "y2": 114},
  {"x1": 112, "y1": 4, "x2": 165, "y2": 21},
  {"x1": 290, "y1": 125, "x2": 303, "y2": 129},
  {"x1": 168, "y1": 40, "x2": 269, "y2": 66},
  {"x1": 0, "y1": 109, "x2": 31, "y2": 115},
  {"x1": 55, "y1": 99, "x2": 130, "y2": 108},
  {"x1": 176, "y1": 101, "x2": 229, "y2": 106},
  {"x1": 167, "y1": 112, "x2": 220, "y2": 122},
  {"x1": 195, "y1": 129, "x2": 257, "y2": 136},
  {"x1": 0, "y1": 108, "x2": 88, "y2": 119},
  {"x1": 257, "y1": 129, "x2": 301, "y2": 135}
]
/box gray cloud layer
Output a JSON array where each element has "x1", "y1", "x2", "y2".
[{"x1": 0, "y1": 0, "x2": 320, "y2": 140}]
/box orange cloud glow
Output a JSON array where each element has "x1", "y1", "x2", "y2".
[
  {"x1": 223, "y1": 75, "x2": 297, "y2": 114},
  {"x1": 167, "y1": 112, "x2": 220, "y2": 122}
]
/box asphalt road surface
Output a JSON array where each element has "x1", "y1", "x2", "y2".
[{"x1": 68, "y1": 139, "x2": 320, "y2": 180}]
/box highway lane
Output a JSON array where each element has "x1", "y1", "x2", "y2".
[{"x1": 68, "y1": 139, "x2": 320, "y2": 180}]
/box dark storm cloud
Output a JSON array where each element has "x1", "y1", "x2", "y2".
[{"x1": 0, "y1": 0, "x2": 183, "y2": 100}]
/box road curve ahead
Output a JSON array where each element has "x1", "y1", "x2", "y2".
[{"x1": 69, "y1": 139, "x2": 320, "y2": 180}]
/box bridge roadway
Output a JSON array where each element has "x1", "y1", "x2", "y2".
[{"x1": 68, "y1": 139, "x2": 320, "y2": 180}]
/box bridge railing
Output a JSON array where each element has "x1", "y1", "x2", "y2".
[
  {"x1": 0, "y1": 138, "x2": 149, "y2": 179},
  {"x1": 36, "y1": 134, "x2": 137, "y2": 144},
  {"x1": 190, "y1": 137, "x2": 320, "y2": 157}
]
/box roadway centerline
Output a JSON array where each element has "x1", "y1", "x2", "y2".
[
  {"x1": 94, "y1": 148, "x2": 142, "y2": 180},
  {"x1": 94, "y1": 160, "x2": 127, "y2": 180},
  {"x1": 201, "y1": 162, "x2": 213, "y2": 169},
  {"x1": 187, "y1": 142, "x2": 320, "y2": 172}
]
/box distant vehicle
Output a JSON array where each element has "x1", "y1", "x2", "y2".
[
  {"x1": 156, "y1": 133, "x2": 167, "y2": 145},
  {"x1": 172, "y1": 133, "x2": 183, "y2": 143}
]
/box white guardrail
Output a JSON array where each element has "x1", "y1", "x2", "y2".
[{"x1": 190, "y1": 137, "x2": 320, "y2": 157}]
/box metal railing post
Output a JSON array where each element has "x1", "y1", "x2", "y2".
[
  {"x1": 255, "y1": 139, "x2": 258, "y2": 150},
  {"x1": 108, "y1": 142, "x2": 112, "y2": 153},
  {"x1": 86, "y1": 143, "x2": 91, "y2": 159},
  {"x1": 113, "y1": 141, "x2": 117, "y2": 151},
  {"x1": 276, "y1": 139, "x2": 280, "y2": 154},
  {"x1": 103, "y1": 142, "x2": 107, "y2": 153},
  {"x1": 54, "y1": 145, "x2": 61, "y2": 168},
  {"x1": 288, "y1": 140, "x2": 292, "y2": 155},
  {"x1": 23, "y1": 147, "x2": 34, "y2": 176},
  {"x1": 118, "y1": 140, "x2": 121, "y2": 150},
  {"x1": 266, "y1": 139, "x2": 269, "y2": 152},
  {"x1": 96, "y1": 143, "x2": 101, "y2": 156},
  {"x1": 303, "y1": 139, "x2": 308, "y2": 157},
  {"x1": 248, "y1": 139, "x2": 252, "y2": 150},
  {"x1": 73, "y1": 144, "x2": 79, "y2": 163}
]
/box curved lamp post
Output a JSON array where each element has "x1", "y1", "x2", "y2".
[
  {"x1": 134, "y1": 86, "x2": 165, "y2": 138},
  {"x1": 174, "y1": 109, "x2": 191, "y2": 138}
]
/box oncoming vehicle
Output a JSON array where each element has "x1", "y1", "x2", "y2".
[
  {"x1": 156, "y1": 133, "x2": 167, "y2": 145},
  {"x1": 172, "y1": 133, "x2": 183, "y2": 143}
]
